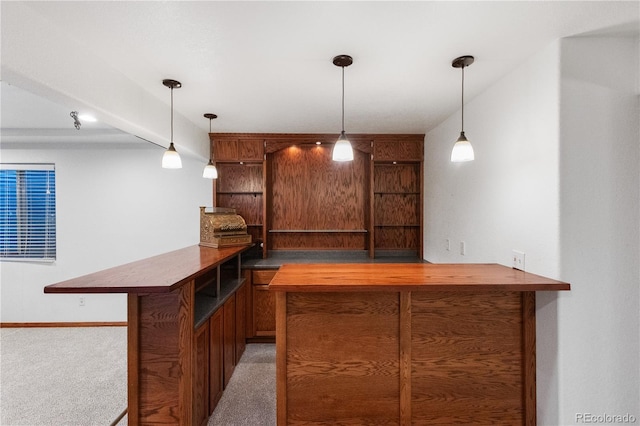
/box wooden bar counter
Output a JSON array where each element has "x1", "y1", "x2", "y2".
[
  {"x1": 45, "y1": 244, "x2": 252, "y2": 426},
  {"x1": 269, "y1": 263, "x2": 570, "y2": 426}
]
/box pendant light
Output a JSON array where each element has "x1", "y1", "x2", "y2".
[
  {"x1": 332, "y1": 55, "x2": 354, "y2": 162},
  {"x1": 161, "y1": 79, "x2": 183, "y2": 169},
  {"x1": 451, "y1": 56, "x2": 475, "y2": 163},
  {"x1": 202, "y1": 113, "x2": 218, "y2": 179}
]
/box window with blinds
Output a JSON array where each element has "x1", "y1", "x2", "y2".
[{"x1": 0, "y1": 164, "x2": 57, "y2": 261}]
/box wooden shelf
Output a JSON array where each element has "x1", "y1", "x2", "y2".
[{"x1": 194, "y1": 277, "x2": 245, "y2": 329}]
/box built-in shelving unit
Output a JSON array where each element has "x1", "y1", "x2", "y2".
[{"x1": 211, "y1": 133, "x2": 423, "y2": 258}]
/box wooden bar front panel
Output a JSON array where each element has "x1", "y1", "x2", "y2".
[
  {"x1": 411, "y1": 291, "x2": 525, "y2": 424},
  {"x1": 128, "y1": 283, "x2": 194, "y2": 425},
  {"x1": 284, "y1": 292, "x2": 400, "y2": 424}
]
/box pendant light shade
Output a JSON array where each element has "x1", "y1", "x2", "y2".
[
  {"x1": 162, "y1": 79, "x2": 183, "y2": 169},
  {"x1": 202, "y1": 113, "x2": 219, "y2": 179},
  {"x1": 162, "y1": 142, "x2": 182, "y2": 169},
  {"x1": 332, "y1": 55, "x2": 354, "y2": 162},
  {"x1": 451, "y1": 131, "x2": 474, "y2": 162},
  {"x1": 451, "y1": 56, "x2": 475, "y2": 163}
]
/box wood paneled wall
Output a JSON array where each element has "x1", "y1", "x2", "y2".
[{"x1": 211, "y1": 133, "x2": 424, "y2": 257}]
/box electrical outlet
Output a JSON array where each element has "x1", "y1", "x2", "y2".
[
  {"x1": 79, "y1": 296, "x2": 85, "y2": 307},
  {"x1": 512, "y1": 250, "x2": 525, "y2": 271},
  {"x1": 460, "y1": 241, "x2": 466, "y2": 256},
  {"x1": 446, "y1": 239, "x2": 450, "y2": 251}
]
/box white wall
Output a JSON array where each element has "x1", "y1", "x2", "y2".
[
  {"x1": 558, "y1": 36, "x2": 639, "y2": 424},
  {"x1": 424, "y1": 35, "x2": 639, "y2": 424},
  {"x1": 0, "y1": 143, "x2": 212, "y2": 322},
  {"x1": 424, "y1": 41, "x2": 561, "y2": 276}
]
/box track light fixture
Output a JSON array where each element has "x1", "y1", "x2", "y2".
[
  {"x1": 162, "y1": 79, "x2": 183, "y2": 169},
  {"x1": 202, "y1": 113, "x2": 218, "y2": 179},
  {"x1": 451, "y1": 55, "x2": 475, "y2": 163},
  {"x1": 70, "y1": 111, "x2": 81, "y2": 130},
  {"x1": 332, "y1": 55, "x2": 354, "y2": 162}
]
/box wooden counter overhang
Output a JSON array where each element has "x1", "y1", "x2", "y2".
[
  {"x1": 270, "y1": 263, "x2": 570, "y2": 426},
  {"x1": 269, "y1": 263, "x2": 570, "y2": 292},
  {"x1": 44, "y1": 245, "x2": 249, "y2": 294}
]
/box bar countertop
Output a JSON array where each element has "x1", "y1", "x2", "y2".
[
  {"x1": 44, "y1": 244, "x2": 252, "y2": 294},
  {"x1": 269, "y1": 263, "x2": 570, "y2": 292}
]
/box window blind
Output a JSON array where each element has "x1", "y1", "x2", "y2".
[{"x1": 0, "y1": 164, "x2": 56, "y2": 261}]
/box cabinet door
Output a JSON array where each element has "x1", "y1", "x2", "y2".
[
  {"x1": 374, "y1": 138, "x2": 423, "y2": 161},
  {"x1": 253, "y1": 285, "x2": 276, "y2": 337},
  {"x1": 214, "y1": 138, "x2": 263, "y2": 162},
  {"x1": 223, "y1": 294, "x2": 236, "y2": 388},
  {"x1": 252, "y1": 270, "x2": 277, "y2": 337},
  {"x1": 235, "y1": 282, "x2": 247, "y2": 363},
  {"x1": 238, "y1": 139, "x2": 263, "y2": 161},
  {"x1": 193, "y1": 322, "x2": 209, "y2": 426},
  {"x1": 209, "y1": 308, "x2": 224, "y2": 414}
]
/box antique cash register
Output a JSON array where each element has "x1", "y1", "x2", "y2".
[{"x1": 199, "y1": 206, "x2": 252, "y2": 248}]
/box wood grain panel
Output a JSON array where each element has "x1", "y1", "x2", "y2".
[
  {"x1": 216, "y1": 163, "x2": 263, "y2": 193},
  {"x1": 238, "y1": 139, "x2": 264, "y2": 161},
  {"x1": 411, "y1": 291, "x2": 524, "y2": 425},
  {"x1": 375, "y1": 194, "x2": 419, "y2": 225},
  {"x1": 216, "y1": 194, "x2": 263, "y2": 225},
  {"x1": 134, "y1": 284, "x2": 193, "y2": 425},
  {"x1": 222, "y1": 294, "x2": 236, "y2": 388},
  {"x1": 253, "y1": 269, "x2": 277, "y2": 285},
  {"x1": 253, "y1": 285, "x2": 276, "y2": 336},
  {"x1": 209, "y1": 308, "x2": 224, "y2": 414},
  {"x1": 374, "y1": 164, "x2": 420, "y2": 193},
  {"x1": 235, "y1": 282, "x2": 247, "y2": 364},
  {"x1": 285, "y1": 292, "x2": 400, "y2": 424},
  {"x1": 275, "y1": 292, "x2": 287, "y2": 426},
  {"x1": 270, "y1": 232, "x2": 367, "y2": 250},
  {"x1": 212, "y1": 138, "x2": 238, "y2": 161},
  {"x1": 270, "y1": 145, "x2": 367, "y2": 232},
  {"x1": 374, "y1": 138, "x2": 423, "y2": 161},
  {"x1": 522, "y1": 292, "x2": 536, "y2": 426},
  {"x1": 193, "y1": 322, "x2": 209, "y2": 426},
  {"x1": 374, "y1": 226, "x2": 420, "y2": 250}
]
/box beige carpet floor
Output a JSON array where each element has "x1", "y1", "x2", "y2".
[{"x1": 0, "y1": 327, "x2": 275, "y2": 426}]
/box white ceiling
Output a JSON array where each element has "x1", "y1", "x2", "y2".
[{"x1": 1, "y1": 1, "x2": 639, "y2": 146}]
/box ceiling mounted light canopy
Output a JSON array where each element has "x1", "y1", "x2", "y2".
[
  {"x1": 332, "y1": 54, "x2": 354, "y2": 162},
  {"x1": 162, "y1": 79, "x2": 183, "y2": 169},
  {"x1": 451, "y1": 55, "x2": 475, "y2": 163},
  {"x1": 202, "y1": 113, "x2": 218, "y2": 179}
]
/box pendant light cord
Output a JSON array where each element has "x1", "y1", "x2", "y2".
[
  {"x1": 461, "y1": 65, "x2": 465, "y2": 133},
  {"x1": 341, "y1": 66, "x2": 345, "y2": 132},
  {"x1": 170, "y1": 86, "x2": 174, "y2": 143}
]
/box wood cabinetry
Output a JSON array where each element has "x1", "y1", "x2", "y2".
[
  {"x1": 222, "y1": 294, "x2": 236, "y2": 388},
  {"x1": 372, "y1": 135, "x2": 423, "y2": 258},
  {"x1": 45, "y1": 245, "x2": 252, "y2": 426},
  {"x1": 193, "y1": 321, "x2": 210, "y2": 426},
  {"x1": 251, "y1": 269, "x2": 277, "y2": 340},
  {"x1": 271, "y1": 263, "x2": 571, "y2": 426},
  {"x1": 211, "y1": 133, "x2": 423, "y2": 258},
  {"x1": 214, "y1": 137, "x2": 264, "y2": 162},
  {"x1": 208, "y1": 308, "x2": 224, "y2": 415}
]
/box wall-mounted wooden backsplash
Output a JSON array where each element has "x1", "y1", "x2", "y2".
[
  {"x1": 270, "y1": 144, "x2": 368, "y2": 250},
  {"x1": 211, "y1": 133, "x2": 423, "y2": 258}
]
